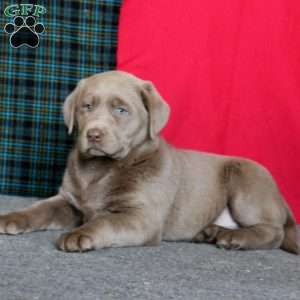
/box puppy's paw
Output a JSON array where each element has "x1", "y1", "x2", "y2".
[
  {"x1": 216, "y1": 230, "x2": 246, "y2": 250},
  {"x1": 192, "y1": 224, "x2": 223, "y2": 243},
  {"x1": 56, "y1": 231, "x2": 94, "y2": 252},
  {"x1": 0, "y1": 213, "x2": 29, "y2": 235}
]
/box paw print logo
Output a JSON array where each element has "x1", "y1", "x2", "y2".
[{"x1": 4, "y1": 16, "x2": 45, "y2": 48}]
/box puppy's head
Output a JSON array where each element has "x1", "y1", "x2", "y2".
[{"x1": 63, "y1": 71, "x2": 170, "y2": 160}]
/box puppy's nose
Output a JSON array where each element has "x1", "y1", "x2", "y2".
[{"x1": 87, "y1": 128, "x2": 103, "y2": 143}]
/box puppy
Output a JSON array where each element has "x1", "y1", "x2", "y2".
[{"x1": 0, "y1": 71, "x2": 298, "y2": 254}]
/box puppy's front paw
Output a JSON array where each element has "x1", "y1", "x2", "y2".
[
  {"x1": 0, "y1": 213, "x2": 29, "y2": 235},
  {"x1": 57, "y1": 231, "x2": 94, "y2": 252}
]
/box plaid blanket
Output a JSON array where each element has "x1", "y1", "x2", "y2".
[{"x1": 0, "y1": 0, "x2": 122, "y2": 197}]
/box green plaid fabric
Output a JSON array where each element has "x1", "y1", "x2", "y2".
[{"x1": 0, "y1": 0, "x2": 122, "y2": 197}]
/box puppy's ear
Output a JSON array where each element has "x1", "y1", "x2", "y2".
[
  {"x1": 141, "y1": 81, "x2": 170, "y2": 139},
  {"x1": 63, "y1": 81, "x2": 82, "y2": 134}
]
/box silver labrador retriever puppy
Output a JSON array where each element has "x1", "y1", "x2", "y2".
[{"x1": 0, "y1": 71, "x2": 298, "y2": 254}]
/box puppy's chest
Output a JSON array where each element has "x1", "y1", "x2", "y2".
[
  {"x1": 74, "y1": 162, "x2": 111, "y2": 199},
  {"x1": 76, "y1": 162, "x2": 107, "y2": 190},
  {"x1": 68, "y1": 162, "x2": 138, "y2": 219}
]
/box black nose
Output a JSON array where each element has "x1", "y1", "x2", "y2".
[{"x1": 87, "y1": 128, "x2": 103, "y2": 143}]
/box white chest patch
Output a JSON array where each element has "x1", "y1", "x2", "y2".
[{"x1": 213, "y1": 207, "x2": 239, "y2": 229}]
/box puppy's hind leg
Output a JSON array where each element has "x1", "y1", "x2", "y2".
[
  {"x1": 212, "y1": 159, "x2": 293, "y2": 252},
  {"x1": 193, "y1": 223, "x2": 284, "y2": 251},
  {"x1": 214, "y1": 224, "x2": 284, "y2": 250}
]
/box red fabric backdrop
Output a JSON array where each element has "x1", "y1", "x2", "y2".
[{"x1": 117, "y1": 0, "x2": 300, "y2": 222}]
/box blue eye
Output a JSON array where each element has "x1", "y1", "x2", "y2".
[{"x1": 114, "y1": 107, "x2": 129, "y2": 115}]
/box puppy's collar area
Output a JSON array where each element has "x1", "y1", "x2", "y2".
[{"x1": 117, "y1": 137, "x2": 161, "y2": 168}]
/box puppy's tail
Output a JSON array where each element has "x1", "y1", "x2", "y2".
[{"x1": 280, "y1": 209, "x2": 299, "y2": 255}]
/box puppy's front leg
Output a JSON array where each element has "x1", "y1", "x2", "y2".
[
  {"x1": 0, "y1": 195, "x2": 82, "y2": 235},
  {"x1": 57, "y1": 209, "x2": 160, "y2": 252}
]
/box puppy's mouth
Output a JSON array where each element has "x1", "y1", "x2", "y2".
[
  {"x1": 87, "y1": 147, "x2": 108, "y2": 156},
  {"x1": 86, "y1": 145, "x2": 125, "y2": 160}
]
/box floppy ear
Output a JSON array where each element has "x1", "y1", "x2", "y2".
[
  {"x1": 63, "y1": 83, "x2": 81, "y2": 134},
  {"x1": 141, "y1": 81, "x2": 170, "y2": 139}
]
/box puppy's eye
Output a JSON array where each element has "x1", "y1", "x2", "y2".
[
  {"x1": 113, "y1": 107, "x2": 129, "y2": 116},
  {"x1": 82, "y1": 103, "x2": 93, "y2": 111}
]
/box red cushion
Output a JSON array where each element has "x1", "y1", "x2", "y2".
[{"x1": 117, "y1": 0, "x2": 300, "y2": 222}]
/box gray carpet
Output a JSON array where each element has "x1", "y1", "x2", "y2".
[{"x1": 0, "y1": 196, "x2": 299, "y2": 300}]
